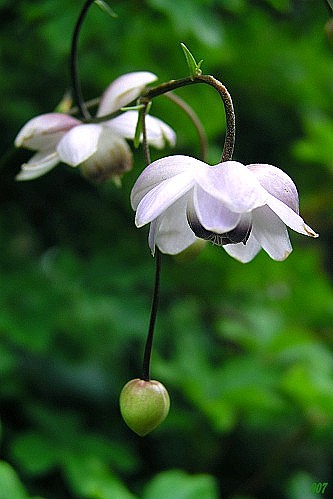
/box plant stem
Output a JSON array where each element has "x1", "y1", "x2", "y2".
[
  {"x1": 140, "y1": 73, "x2": 235, "y2": 162},
  {"x1": 70, "y1": 0, "x2": 95, "y2": 120},
  {"x1": 142, "y1": 249, "x2": 162, "y2": 381},
  {"x1": 139, "y1": 73, "x2": 235, "y2": 381}
]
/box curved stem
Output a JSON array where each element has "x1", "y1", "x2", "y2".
[
  {"x1": 142, "y1": 249, "x2": 162, "y2": 381},
  {"x1": 70, "y1": 0, "x2": 95, "y2": 120},
  {"x1": 140, "y1": 74, "x2": 235, "y2": 162}
]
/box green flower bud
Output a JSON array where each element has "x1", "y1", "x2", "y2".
[{"x1": 119, "y1": 378, "x2": 170, "y2": 436}]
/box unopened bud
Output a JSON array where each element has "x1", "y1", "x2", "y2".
[
  {"x1": 80, "y1": 129, "x2": 133, "y2": 184},
  {"x1": 119, "y1": 378, "x2": 170, "y2": 436}
]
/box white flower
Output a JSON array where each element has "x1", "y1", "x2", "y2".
[
  {"x1": 15, "y1": 72, "x2": 176, "y2": 182},
  {"x1": 131, "y1": 155, "x2": 318, "y2": 262}
]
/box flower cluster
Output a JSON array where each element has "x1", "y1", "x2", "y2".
[
  {"x1": 131, "y1": 155, "x2": 318, "y2": 262},
  {"x1": 15, "y1": 72, "x2": 176, "y2": 183}
]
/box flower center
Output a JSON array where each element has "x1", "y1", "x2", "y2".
[{"x1": 186, "y1": 210, "x2": 252, "y2": 246}]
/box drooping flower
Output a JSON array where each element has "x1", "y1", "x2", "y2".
[
  {"x1": 131, "y1": 155, "x2": 318, "y2": 262},
  {"x1": 15, "y1": 72, "x2": 176, "y2": 182}
]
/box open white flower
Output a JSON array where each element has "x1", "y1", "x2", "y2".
[
  {"x1": 15, "y1": 72, "x2": 176, "y2": 182},
  {"x1": 131, "y1": 155, "x2": 318, "y2": 262}
]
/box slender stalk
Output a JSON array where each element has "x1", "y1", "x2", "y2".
[
  {"x1": 141, "y1": 101, "x2": 151, "y2": 166},
  {"x1": 140, "y1": 73, "x2": 235, "y2": 381},
  {"x1": 142, "y1": 249, "x2": 162, "y2": 381},
  {"x1": 140, "y1": 74, "x2": 236, "y2": 162},
  {"x1": 70, "y1": 0, "x2": 95, "y2": 120}
]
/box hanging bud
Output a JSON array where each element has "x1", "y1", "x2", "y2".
[
  {"x1": 79, "y1": 129, "x2": 133, "y2": 184},
  {"x1": 119, "y1": 378, "x2": 170, "y2": 436}
]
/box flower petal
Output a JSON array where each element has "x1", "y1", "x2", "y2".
[
  {"x1": 15, "y1": 113, "x2": 80, "y2": 151},
  {"x1": 144, "y1": 115, "x2": 177, "y2": 148},
  {"x1": 195, "y1": 161, "x2": 268, "y2": 213},
  {"x1": 16, "y1": 151, "x2": 59, "y2": 181},
  {"x1": 251, "y1": 205, "x2": 293, "y2": 260},
  {"x1": 266, "y1": 194, "x2": 318, "y2": 237},
  {"x1": 193, "y1": 185, "x2": 240, "y2": 232},
  {"x1": 135, "y1": 173, "x2": 195, "y2": 227},
  {"x1": 105, "y1": 111, "x2": 176, "y2": 148},
  {"x1": 79, "y1": 130, "x2": 133, "y2": 183},
  {"x1": 149, "y1": 195, "x2": 197, "y2": 255},
  {"x1": 131, "y1": 155, "x2": 202, "y2": 209},
  {"x1": 223, "y1": 233, "x2": 261, "y2": 263},
  {"x1": 97, "y1": 72, "x2": 158, "y2": 116},
  {"x1": 56, "y1": 124, "x2": 103, "y2": 166},
  {"x1": 248, "y1": 163, "x2": 299, "y2": 213}
]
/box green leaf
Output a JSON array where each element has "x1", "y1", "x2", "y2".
[
  {"x1": 143, "y1": 470, "x2": 219, "y2": 499},
  {"x1": 94, "y1": 0, "x2": 118, "y2": 18},
  {"x1": 180, "y1": 43, "x2": 203, "y2": 79},
  {"x1": 65, "y1": 456, "x2": 136, "y2": 499},
  {"x1": 0, "y1": 461, "x2": 31, "y2": 499},
  {"x1": 11, "y1": 432, "x2": 58, "y2": 476}
]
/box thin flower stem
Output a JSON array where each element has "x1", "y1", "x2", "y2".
[
  {"x1": 70, "y1": 0, "x2": 95, "y2": 120},
  {"x1": 139, "y1": 73, "x2": 235, "y2": 381},
  {"x1": 140, "y1": 74, "x2": 236, "y2": 162},
  {"x1": 141, "y1": 101, "x2": 151, "y2": 166},
  {"x1": 142, "y1": 249, "x2": 162, "y2": 381}
]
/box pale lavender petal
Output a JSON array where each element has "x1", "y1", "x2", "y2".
[
  {"x1": 97, "y1": 72, "x2": 157, "y2": 116},
  {"x1": 251, "y1": 205, "x2": 292, "y2": 260},
  {"x1": 131, "y1": 155, "x2": 201, "y2": 209},
  {"x1": 16, "y1": 151, "x2": 59, "y2": 180},
  {"x1": 15, "y1": 113, "x2": 80, "y2": 151},
  {"x1": 135, "y1": 173, "x2": 195, "y2": 227},
  {"x1": 195, "y1": 161, "x2": 268, "y2": 213},
  {"x1": 193, "y1": 185, "x2": 240, "y2": 232},
  {"x1": 223, "y1": 233, "x2": 261, "y2": 263},
  {"x1": 149, "y1": 195, "x2": 197, "y2": 255},
  {"x1": 56, "y1": 124, "x2": 103, "y2": 166},
  {"x1": 266, "y1": 194, "x2": 318, "y2": 237},
  {"x1": 144, "y1": 115, "x2": 177, "y2": 148},
  {"x1": 248, "y1": 163, "x2": 299, "y2": 213},
  {"x1": 106, "y1": 111, "x2": 176, "y2": 148}
]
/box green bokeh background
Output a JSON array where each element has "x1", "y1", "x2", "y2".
[{"x1": 1, "y1": 1, "x2": 333, "y2": 498}]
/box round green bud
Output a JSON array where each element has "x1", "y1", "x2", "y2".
[{"x1": 119, "y1": 378, "x2": 170, "y2": 436}]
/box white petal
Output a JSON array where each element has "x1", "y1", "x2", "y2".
[
  {"x1": 135, "y1": 173, "x2": 195, "y2": 227},
  {"x1": 193, "y1": 185, "x2": 240, "y2": 232},
  {"x1": 16, "y1": 151, "x2": 59, "y2": 181},
  {"x1": 131, "y1": 155, "x2": 202, "y2": 209},
  {"x1": 223, "y1": 233, "x2": 261, "y2": 263},
  {"x1": 149, "y1": 195, "x2": 197, "y2": 255},
  {"x1": 56, "y1": 124, "x2": 103, "y2": 166},
  {"x1": 106, "y1": 111, "x2": 176, "y2": 148},
  {"x1": 104, "y1": 111, "x2": 138, "y2": 138},
  {"x1": 248, "y1": 163, "x2": 299, "y2": 213},
  {"x1": 195, "y1": 161, "x2": 268, "y2": 213},
  {"x1": 266, "y1": 194, "x2": 318, "y2": 237},
  {"x1": 252, "y1": 205, "x2": 292, "y2": 261},
  {"x1": 144, "y1": 115, "x2": 177, "y2": 148},
  {"x1": 15, "y1": 113, "x2": 80, "y2": 151},
  {"x1": 97, "y1": 71, "x2": 157, "y2": 116}
]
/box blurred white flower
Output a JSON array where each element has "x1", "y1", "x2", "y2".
[
  {"x1": 131, "y1": 155, "x2": 318, "y2": 262},
  {"x1": 15, "y1": 72, "x2": 176, "y2": 182}
]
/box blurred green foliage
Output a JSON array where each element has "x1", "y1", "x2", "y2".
[{"x1": 1, "y1": 0, "x2": 333, "y2": 498}]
